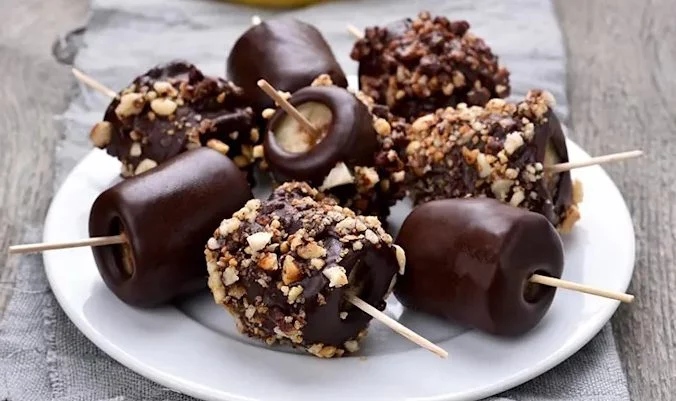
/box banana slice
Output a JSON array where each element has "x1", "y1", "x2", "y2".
[{"x1": 272, "y1": 102, "x2": 332, "y2": 153}]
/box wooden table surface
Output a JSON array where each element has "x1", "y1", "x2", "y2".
[{"x1": 0, "y1": 0, "x2": 674, "y2": 399}]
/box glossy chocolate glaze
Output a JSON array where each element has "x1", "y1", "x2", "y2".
[
  {"x1": 89, "y1": 147, "x2": 253, "y2": 307},
  {"x1": 394, "y1": 198, "x2": 564, "y2": 336},
  {"x1": 264, "y1": 86, "x2": 378, "y2": 184},
  {"x1": 535, "y1": 110, "x2": 573, "y2": 224},
  {"x1": 227, "y1": 18, "x2": 348, "y2": 116}
]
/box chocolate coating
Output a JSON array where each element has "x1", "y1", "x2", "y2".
[
  {"x1": 205, "y1": 182, "x2": 401, "y2": 357},
  {"x1": 89, "y1": 147, "x2": 253, "y2": 308},
  {"x1": 405, "y1": 90, "x2": 582, "y2": 232},
  {"x1": 350, "y1": 11, "x2": 510, "y2": 122},
  {"x1": 227, "y1": 18, "x2": 347, "y2": 116},
  {"x1": 394, "y1": 198, "x2": 564, "y2": 336},
  {"x1": 264, "y1": 83, "x2": 409, "y2": 220},
  {"x1": 92, "y1": 60, "x2": 258, "y2": 179},
  {"x1": 265, "y1": 86, "x2": 378, "y2": 183}
]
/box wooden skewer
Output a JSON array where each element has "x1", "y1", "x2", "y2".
[
  {"x1": 257, "y1": 79, "x2": 321, "y2": 138},
  {"x1": 347, "y1": 294, "x2": 448, "y2": 358},
  {"x1": 71, "y1": 68, "x2": 119, "y2": 99},
  {"x1": 9, "y1": 232, "x2": 447, "y2": 357},
  {"x1": 530, "y1": 274, "x2": 634, "y2": 303},
  {"x1": 345, "y1": 24, "x2": 643, "y2": 174},
  {"x1": 68, "y1": 71, "x2": 643, "y2": 176},
  {"x1": 347, "y1": 24, "x2": 364, "y2": 39},
  {"x1": 251, "y1": 15, "x2": 262, "y2": 25},
  {"x1": 8, "y1": 234, "x2": 126, "y2": 254},
  {"x1": 8, "y1": 235, "x2": 636, "y2": 305},
  {"x1": 546, "y1": 150, "x2": 643, "y2": 173}
]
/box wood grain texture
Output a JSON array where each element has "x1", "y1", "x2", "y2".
[
  {"x1": 0, "y1": 0, "x2": 89, "y2": 313},
  {"x1": 0, "y1": 0, "x2": 673, "y2": 399},
  {"x1": 554, "y1": 0, "x2": 676, "y2": 399}
]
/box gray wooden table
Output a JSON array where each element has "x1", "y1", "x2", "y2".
[{"x1": 0, "y1": 0, "x2": 674, "y2": 399}]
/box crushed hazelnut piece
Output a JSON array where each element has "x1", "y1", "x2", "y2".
[
  {"x1": 207, "y1": 237, "x2": 220, "y2": 250},
  {"x1": 572, "y1": 179, "x2": 584, "y2": 204},
  {"x1": 134, "y1": 158, "x2": 157, "y2": 175},
  {"x1": 510, "y1": 189, "x2": 525, "y2": 207},
  {"x1": 257, "y1": 253, "x2": 279, "y2": 271},
  {"x1": 262, "y1": 108, "x2": 275, "y2": 119},
  {"x1": 89, "y1": 121, "x2": 113, "y2": 147},
  {"x1": 150, "y1": 98, "x2": 177, "y2": 117},
  {"x1": 253, "y1": 145, "x2": 264, "y2": 159},
  {"x1": 219, "y1": 218, "x2": 240, "y2": 236},
  {"x1": 287, "y1": 286, "x2": 303, "y2": 303},
  {"x1": 503, "y1": 132, "x2": 524, "y2": 155},
  {"x1": 247, "y1": 232, "x2": 272, "y2": 253},
  {"x1": 323, "y1": 265, "x2": 348, "y2": 288},
  {"x1": 344, "y1": 340, "x2": 359, "y2": 353},
  {"x1": 282, "y1": 256, "x2": 302, "y2": 284},
  {"x1": 207, "y1": 139, "x2": 230, "y2": 155},
  {"x1": 223, "y1": 267, "x2": 239, "y2": 286},
  {"x1": 364, "y1": 229, "x2": 379, "y2": 244},
  {"x1": 297, "y1": 242, "x2": 327, "y2": 259},
  {"x1": 115, "y1": 93, "x2": 145, "y2": 118},
  {"x1": 373, "y1": 118, "x2": 391, "y2": 136},
  {"x1": 128, "y1": 142, "x2": 142, "y2": 157}
]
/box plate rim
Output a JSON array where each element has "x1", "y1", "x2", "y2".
[{"x1": 42, "y1": 138, "x2": 636, "y2": 401}]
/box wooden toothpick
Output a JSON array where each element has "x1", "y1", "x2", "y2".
[
  {"x1": 71, "y1": 68, "x2": 119, "y2": 99},
  {"x1": 8, "y1": 233, "x2": 448, "y2": 357},
  {"x1": 8, "y1": 234, "x2": 126, "y2": 254},
  {"x1": 347, "y1": 24, "x2": 364, "y2": 39},
  {"x1": 70, "y1": 67, "x2": 642, "y2": 175},
  {"x1": 546, "y1": 150, "x2": 643, "y2": 173},
  {"x1": 346, "y1": 294, "x2": 448, "y2": 358},
  {"x1": 530, "y1": 274, "x2": 634, "y2": 303},
  {"x1": 257, "y1": 79, "x2": 321, "y2": 139}
]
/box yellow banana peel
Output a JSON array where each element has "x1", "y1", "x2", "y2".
[{"x1": 226, "y1": 0, "x2": 325, "y2": 8}]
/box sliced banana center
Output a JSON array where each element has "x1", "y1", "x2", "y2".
[
  {"x1": 543, "y1": 140, "x2": 561, "y2": 193},
  {"x1": 272, "y1": 102, "x2": 332, "y2": 153}
]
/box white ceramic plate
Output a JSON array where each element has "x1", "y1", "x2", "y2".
[{"x1": 41, "y1": 135, "x2": 635, "y2": 401}]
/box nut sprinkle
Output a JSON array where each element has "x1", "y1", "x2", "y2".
[
  {"x1": 205, "y1": 182, "x2": 400, "y2": 357},
  {"x1": 92, "y1": 60, "x2": 258, "y2": 181},
  {"x1": 405, "y1": 90, "x2": 581, "y2": 232},
  {"x1": 351, "y1": 11, "x2": 510, "y2": 122},
  {"x1": 265, "y1": 74, "x2": 410, "y2": 221}
]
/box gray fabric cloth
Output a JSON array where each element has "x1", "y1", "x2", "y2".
[{"x1": 0, "y1": 0, "x2": 629, "y2": 400}]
